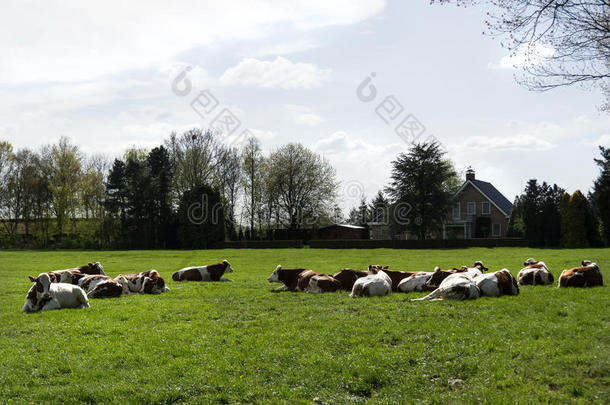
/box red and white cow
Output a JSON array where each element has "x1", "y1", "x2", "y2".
[
  {"x1": 518, "y1": 258, "x2": 554, "y2": 286},
  {"x1": 397, "y1": 272, "x2": 434, "y2": 293},
  {"x1": 47, "y1": 262, "x2": 106, "y2": 282},
  {"x1": 424, "y1": 266, "x2": 468, "y2": 290},
  {"x1": 115, "y1": 270, "x2": 170, "y2": 294},
  {"x1": 412, "y1": 272, "x2": 480, "y2": 301},
  {"x1": 172, "y1": 260, "x2": 234, "y2": 282},
  {"x1": 332, "y1": 269, "x2": 368, "y2": 291},
  {"x1": 22, "y1": 273, "x2": 90, "y2": 312},
  {"x1": 306, "y1": 274, "x2": 342, "y2": 293},
  {"x1": 60, "y1": 272, "x2": 123, "y2": 298},
  {"x1": 370, "y1": 265, "x2": 415, "y2": 292},
  {"x1": 350, "y1": 267, "x2": 392, "y2": 298},
  {"x1": 474, "y1": 269, "x2": 520, "y2": 297},
  {"x1": 267, "y1": 265, "x2": 310, "y2": 291},
  {"x1": 558, "y1": 261, "x2": 603, "y2": 288}
]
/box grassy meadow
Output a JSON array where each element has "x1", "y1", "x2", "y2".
[{"x1": 0, "y1": 248, "x2": 608, "y2": 404}]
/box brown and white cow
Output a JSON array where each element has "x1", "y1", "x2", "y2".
[
  {"x1": 115, "y1": 270, "x2": 170, "y2": 294},
  {"x1": 397, "y1": 272, "x2": 434, "y2": 293},
  {"x1": 267, "y1": 265, "x2": 309, "y2": 291},
  {"x1": 424, "y1": 261, "x2": 487, "y2": 291},
  {"x1": 424, "y1": 266, "x2": 468, "y2": 290},
  {"x1": 558, "y1": 261, "x2": 603, "y2": 288},
  {"x1": 306, "y1": 274, "x2": 342, "y2": 293},
  {"x1": 369, "y1": 265, "x2": 415, "y2": 292},
  {"x1": 412, "y1": 272, "x2": 480, "y2": 301},
  {"x1": 518, "y1": 258, "x2": 554, "y2": 285},
  {"x1": 172, "y1": 260, "x2": 234, "y2": 282},
  {"x1": 60, "y1": 272, "x2": 123, "y2": 298},
  {"x1": 350, "y1": 267, "x2": 392, "y2": 298},
  {"x1": 22, "y1": 273, "x2": 90, "y2": 312},
  {"x1": 46, "y1": 262, "x2": 106, "y2": 282},
  {"x1": 474, "y1": 269, "x2": 520, "y2": 297},
  {"x1": 332, "y1": 269, "x2": 368, "y2": 291},
  {"x1": 296, "y1": 270, "x2": 323, "y2": 292}
]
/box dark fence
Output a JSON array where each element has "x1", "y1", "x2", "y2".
[
  {"x1": 211, "y1": 240, "x2": 304, "y2": 249},
  {"x1": 308, "y1": 238, "x2": 529, "y2": 249}
]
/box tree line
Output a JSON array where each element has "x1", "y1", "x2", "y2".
[{"x1": 0, "y1": 130, "x2": 338, "y2": 248}]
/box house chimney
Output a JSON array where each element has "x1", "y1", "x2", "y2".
[{"x1": 466, "y1": 167, "x2": 475, "y2": 181}]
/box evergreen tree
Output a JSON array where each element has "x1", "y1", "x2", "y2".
[
  {"x1": 592, "y1": 146, "x2": 610, "y2": 245},
  {"x1": 559, "y1": 192, "x2": 571, "y2": 247},
  {"x1": 177, "y1": 184, "x2": 224, "y2": 248},
  {"x1": 385, "y1": 141, "x2": 458, "y2": 240}
]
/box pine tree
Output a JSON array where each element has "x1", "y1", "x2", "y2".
[{"x1": 592, "y1": 146, "x2": 610, "y2": 245}]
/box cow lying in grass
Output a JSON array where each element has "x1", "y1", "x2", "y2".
[
  {"x1": 267, "y1": 266, "x2": 343, "y2": 293},
  {"x1": 423, "y1": 261, "x2": 488, "y2": 291},
  {"x1": 307, "y1": 274, "x2": 342, "y2": 293},
  {"x1": 22, "y1": 273, "x2": 90, "y2": 312},
  {"x1": 413, "y1": 262, "x2": 515, "y2": 301},
  {"x1": 60, "y1": 272, "x2": 123, "y2": 298},
  {"x1": 518, "y1": 258, "x2": 554, "y2": 286},
  {"x1": 412, "y1": 272, "x2": 480, "y2": 301},
  {"x1": 172, "y1": 260, "x2": 234, "y2": 282},
  {"x1": 397, "y1": 272, "x2": 434, "y2": 293},
  {"x1": 115, "y1": 270, "x2": 170, "y2": 294},
  {"x1": 369, "y1": 265, "x2": 415, "y2": 292},
  {"x1": 332, "y1": 269, "x2": 368, "y2": 291},
  {"x1": 474, "y1": 269, "x2": 520, "y2": 297},
  {"x1": 267, "y1": 265, "x2": 309, "y2": 291},
  {"x1": 46, "y1": 262, "x2": 106, "y2": 282},
  {"x1": 558, "y1": 261, "x2": 603, "y2": 288},
  {"x1": 350, "y1": 266, "x2": 392, "y2": 298}
]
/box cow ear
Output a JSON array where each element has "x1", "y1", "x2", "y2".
[
  {"x1": 29, "y1": 275, "x2": 36, "y2": 282},
  {"x1": 434, "y1": 267, "x2": 440, "y2": 272},
  {"x1": 88, "y1": 263, "x2": 93, "y2": 267},
  {"x1": 383, "y1": 266, "x2": 389, "y2": 270}
]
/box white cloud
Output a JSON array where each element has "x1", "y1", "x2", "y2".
[
  {"x1": 0, "y1": 0, "x2": 384, "y2": 85},
  {"x1": 459, "y1": 134, "x2": 555, "y2": 152},
  {"x1": 249, "y1": 40, "x2": 319, "y2": 57},
  {"x1": 220, "y1": 57, "x2": 331, "y2": 89},
  {"x1": 593, "y1": 134, "x2": 610, "y2": 147},
  {"x1": 284, "y1": 105, "x2": 323, "y2": 126},
  {"x1": 488, "y1": 43, "x2": 555, "y2": 70}
]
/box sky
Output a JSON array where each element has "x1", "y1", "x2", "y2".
[{"x1": 1, "y1": 0, "x2": 608, "y2": 213}]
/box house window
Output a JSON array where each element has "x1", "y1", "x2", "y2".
[
  {"x1": 492, "y1": 223, "x2": 501, "y2": 237},
  {"x1": 452, "y1": 203, "x2": 460, "y2": 220},
  {"x1": 467, "y1": 202, "x2": 476, "y2": 216},
  {"x1": 482, "y1": 202, "x2": 490, "y2": 215}
]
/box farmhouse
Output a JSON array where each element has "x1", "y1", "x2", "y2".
[{"x1": 444, "y1": 168, "x2": 513, "y2": 239}]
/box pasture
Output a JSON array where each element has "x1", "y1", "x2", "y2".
[{"x1": 0, "y1": 248, "x2": 608, "y2": 404}]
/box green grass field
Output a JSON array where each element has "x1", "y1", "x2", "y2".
[{"x1": 0, "y1": 248, "x2": 608, "y2": 404}]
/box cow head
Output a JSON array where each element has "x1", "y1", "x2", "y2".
[
  {"x1": 473, "y1": 261, "x2": 488, "y2": 272},
  {"x1": 222, "y1": 260, "x2": 234, "y2": 273},
  {"x1": 60, "y1": 271, "x2": 86, "y2": 284},
  {"x1": 23, "y1": 273, "x2": 53, "y2": 312},
  {"x1": 497, "y1": 269, "x2": 519, "y2": 295},
  {"x1": 524, "y1": 258, "x2": 537, "y2": 266},
  {"x1": 141, "y1": 270, "x2": 169, "y2": 294},
  {"x1": 267, "y1": 265, "x2": 282, "y2": 283}
]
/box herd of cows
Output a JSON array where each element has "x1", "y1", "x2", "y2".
[{"x1": 21, "y1": 258, "x2": 603, "y2": 312}]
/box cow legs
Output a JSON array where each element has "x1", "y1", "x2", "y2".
[{"x1": 41, "y1": 299, "x2": 61, "y2": 311}]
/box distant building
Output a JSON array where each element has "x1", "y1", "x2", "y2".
[
  {"x1": 315, "y1": 224, "x2": 368, "y2": 239},
  {"x1": 444, "y1": 168, "x2": 513, "y2": 239}
]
